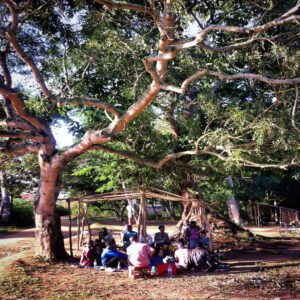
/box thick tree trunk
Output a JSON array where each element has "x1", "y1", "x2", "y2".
[
  {"x1": 172, "y1": 190, "x2": 210, "y2": 239},
  {"x1": 34, "y1": 168, "x2": 69, "y2": 261},
  {"x1": 0, "y1": 170, "x2": 11, "y2": 224}
]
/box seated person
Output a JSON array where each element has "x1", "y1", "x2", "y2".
[
  {"x1": 122, "y1": 225, "x2": 137, "y2": 250},
  {"x1": 175, "y1": 238, "x2": 191, "y2": 271},
  {"x1": 94, "y1": 228, "x2": 116, "y2": 265},
  {"x1": 138, "y1": 233, "x2": 153, "y2": 247},
  {"x1": 184, "y1": 221, "x2": 209, "y2": 249},
  {"x1": 188, "y1": 242, "x2": 211, "y2": 271},
  {"x1": 154, "y1": 225, "x2": 170, "y2": 255},
  {"x1": 101, "y1": 241, "x2": 127, "y2": 268},
  {"x1": 80, "y1": 240, "x2": 95, "y2": 267},
  {"x1": 127, "y1": 236, "x2": 155, "y2": 267},
  {"x1": 99, "y1": 227, "x2": 115, "y2": 244}
]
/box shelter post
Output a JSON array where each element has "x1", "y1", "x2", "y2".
[
  {"x1": 77, "y1": 200, "x2": 81, "y2": 250},
  {"x1": 137, "y1": 197, "x2": 143, "y2": 239},
  {"x1": 140, "y1": 187, "x2": 147, "y2": 242},
  {"x1": 67, "y1": 199, "x2": 73, "y2": 257}
]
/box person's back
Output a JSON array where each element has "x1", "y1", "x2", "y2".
[
  {"x1": 127, "y1": 237, "x2": 155, "y2": 267},
  {"x1": 101, "y1": 241, "x2": 127, "y2": 268},
  {"x1": 188, "y1": 247, "x2": 209, "y2": 271},
  {"x1": 175, "y1": 239, "x2": 190, "y2": 270}
]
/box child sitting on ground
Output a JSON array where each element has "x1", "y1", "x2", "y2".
[{"x1": 80, "y1": 240, "x2": 95, "y2": 267}]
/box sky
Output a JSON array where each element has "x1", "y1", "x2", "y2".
[{"x1": 52, "y1": 120, "x2": 75, "y2": 148}]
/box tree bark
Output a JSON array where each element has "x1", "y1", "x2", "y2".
[
  {"x1": 0, "y1": 170, "x2": 11, "y2": 224},
  {"x1": 227, "y1": 177, "x2": 243, "y2": 225},
  {"x1": 34, "y1": 166, "x2": 69, "y2": 261}
]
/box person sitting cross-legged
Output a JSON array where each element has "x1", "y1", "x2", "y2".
[
  {"x1": 101, "y1": 241, "x2": 128, "y2": 268},
  {"x1": 154, "y1": 225, "x2": 171, "y2": 256},
  {"x1": 127, "y1": 236, "x2": 155, "y2": 267}
]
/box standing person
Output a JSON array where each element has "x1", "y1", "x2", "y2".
[
  {"x1": 80, "y1": 240, "x2": 95, "y2": 267},
  {"x1": 101, "y1": 241, "x2": 127, "y2": 268},
  {"x1": 175, "y1": 238, "x2": 191, "y2": 271},
  {"x1": 127, "y1": 236, "x2": 155, "y2": 267},
  {"x1": 122, "y1": 225, "x2": 137, "y2": 250}
]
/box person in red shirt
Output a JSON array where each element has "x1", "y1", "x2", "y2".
[
  {"x1": 126, "y1": 236, "x2": 155, "y2": 267},
  {"x1": 80, "y1": 240, "x2": 95, "y2": 267}
]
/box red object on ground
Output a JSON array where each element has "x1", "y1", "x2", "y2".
[
  {"x1": 155, "y1": 263, "x2": 177, "y2": 276},
  {"x1": 128, "y1": 266, "x2": 151, "y2": 279}
]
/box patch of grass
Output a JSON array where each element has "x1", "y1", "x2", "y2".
[{"x1": 0, "y1": 259, "x2": 43, "y2": 299}]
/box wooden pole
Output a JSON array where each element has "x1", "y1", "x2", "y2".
[
  {"x1": 77, "y1": 200, "x2": 81, "y2": 250},
  {"x1": 137, "y1": 199, "x2": 142, "y2": 239},
  {"x1": 67, "y1": 199, "x2": 73, "y2": 257},
  {"x1": 83, "y1": 203, "x2": 92, "y2": 241},
  {"x1": 142, "y1": 193, "x2": 147, "y2": 242},
  {"x1": 79, "y1": 211, "x2": 85, "y2": 247},
  {"x1": 257, "y1": 203, "x2": 260, "y2": 226}
]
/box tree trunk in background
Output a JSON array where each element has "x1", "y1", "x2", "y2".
[
  {"x1": 0, "y1": 170, "x2": 11, "y2": 224},
  {"x1": 34, "y1": 167, "x2": 69, "y2": 261},
  {"x1": 227, "y1": 177, "x2": 243, "y2": 225},
  {"x1": 122, "y1": 182, "x2": 139, "y2": 223},
  {"x1": 160, "y1": 200, "x2": 176, "y2": 220}
]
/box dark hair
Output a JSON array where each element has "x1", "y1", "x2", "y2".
[
  {"x1": 190, "y1": 221, "x2": 196, "y2": 225},
  {"x1": 159, "y1": 225, "x2": 164, "y2": 230},
  {"x1": 106, "y1": 241, "x2": 115, "y2": 250},
  {"x1": 178, "y1": 238, "x2": 185, "y2": 247}
]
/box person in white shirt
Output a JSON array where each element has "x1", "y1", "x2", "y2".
[
  {"x1": 138, "y1": 233, "x2": 153, "y2": 247},
  {"x1": 175, "y1": 238, "x2": 190, "y2": 270}
]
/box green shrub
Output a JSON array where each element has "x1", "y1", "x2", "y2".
[
  {"x1": 10, "y1": 200, "x2": 34, "y2": 227},
  {"x1": 56, "y1": 205, "x2": 69, "y2": 216}
]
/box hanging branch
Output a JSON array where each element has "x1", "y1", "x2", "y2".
[{"x1": 292, "y1": 86, "x2": 300, "y2": 133}]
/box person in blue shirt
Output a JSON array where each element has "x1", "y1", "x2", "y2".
[
  {"x1": 101, "y1": 241, "x2": 127, "y2": 268},
  {"x1": 122, "y1": 225, "x2": 137, "y2": 250}
]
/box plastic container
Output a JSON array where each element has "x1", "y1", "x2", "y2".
[{"x1": 168, "y1": 264, "x2": 172, "y2": 277}]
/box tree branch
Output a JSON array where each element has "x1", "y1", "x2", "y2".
[
  {"x1": 93, "y1": 0, "x2": 154, "y2": 16},
  {"x1": 0, "y1": 129, "x2": 43, "y2": 142},
  {"x1": 0, "y1": 82, "x2": 51, "y2": 133},
  {"x1": 70, "y1": 97, "x2": 123, "y2": 117},
  {"x1": 172, "y1": 5, "x2": 300, "y2": 52},
  {"x1": 161, "y1": 70, "x2": 300, "y2": 95},
  {"x1": 292, "y1": 86, "x2": 300, "y2": 133},
  {"x1": 0, "y1": 142, "x2": 39, "y2": 155}
]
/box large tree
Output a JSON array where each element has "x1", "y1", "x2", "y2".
[{"x1": 0, "y1": 0, "x2": 299, "y2": 260}]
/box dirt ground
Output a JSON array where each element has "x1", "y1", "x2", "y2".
[{"x1": 0, "y1": 217, "x2": 299, "y2": 300}]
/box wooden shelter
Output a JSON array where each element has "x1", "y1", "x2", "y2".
[
  {"x1": 250, "y1": 202, "x2": 300, "y2": 226},
  {"x1": 65, "y1": 186, "x2": 213, "y2": 257}
]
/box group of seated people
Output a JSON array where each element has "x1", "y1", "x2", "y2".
[{"x1": 80, "y1": 221, "x2": 219, "y2": 273}]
